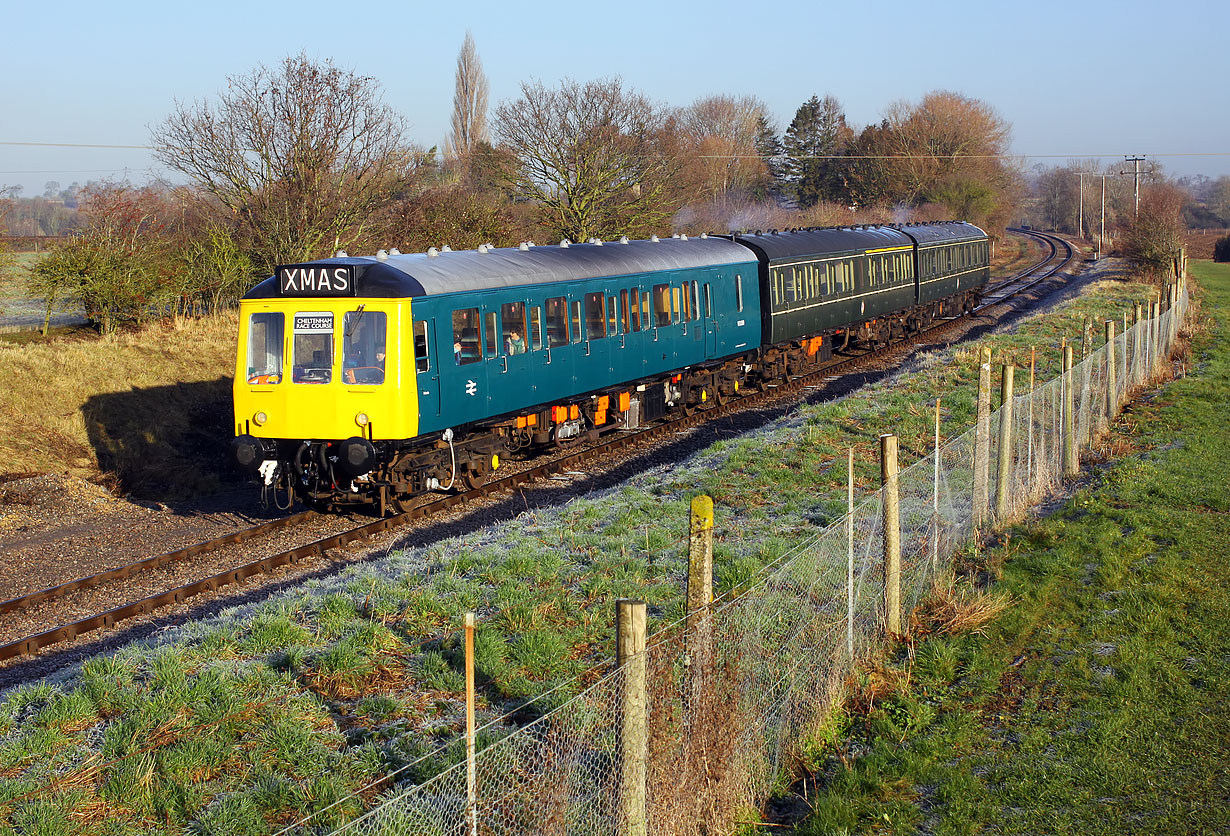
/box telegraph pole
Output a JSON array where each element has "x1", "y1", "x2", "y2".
[
  {"x1": 1125, "y1": 155, "x2": 1145, "y2": 217},
  {"x1": 1077, "y1": 172, "x2": 1086, "y2": 239}
]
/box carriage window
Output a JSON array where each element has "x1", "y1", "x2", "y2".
[
  {"x1": 735, "y1": 274, "x2": 744, "y2": 311},
  {"x1": 246, "y1": 312, "x2": 284, "y2": 384},
  {"x1": 545, "y1": 296, "x2": 568, "y2": 348},
  {"x1": 629, "y1": 288, "x2": 641, "y2": 332},
  {"x1": 690, "y1": 281, "x2": 699, "y2": 320},
  {"x1": 413, "y1": 320, "x2": 429, "y2": 373},
  {"x1": 607, "y1": 294, "x2": 618, "y2": 335},
  {"x1": 501, "y1": 302, "x2": 527, "y2": 355},
  {"x1": 679, "y1": 284, "x2": 692, "y2": 321},
  {"x1": 530, "y1": 306, "x2": 543, "y2": 351},
  {"x1": 570, "y1": 300, "x2": 582, "y2": 343},
  {"x1": 640, "y1": 289, "x2": 650, "y2": 329},
  {"x1": 653, "y1": 284, "x2": 672, "y2": 327},
  {"x1": 671, "y1": 286, "x2": 683, "y2": 322},
  {"x1": 703, "y1": 283, "x2": 711, "y2": 318},
  {"x1": 620, "y1": 290, "x2": 630, "y2": 333},
  {"x1": 453, "y1": 308, "x2": 481, "y2": 365},
  {"x1": 484, "y1": 312, "x2": 498, "y2": 358},
  {"x1": 585, "y1": 292, "x2": 606, "y2": 340},
  {"x1": 292, "y1": 311, "x2": 333, "y2": 384},
  {"x1": 343, "y1": 310, "x2": 387, "y2": 384}
]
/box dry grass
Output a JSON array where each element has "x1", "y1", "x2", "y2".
[
  {"x1": 910, "y1": 578, "x2": 1012, "y2": 638},
  {"x1": 0, "y1": 313, "x2": 238, "y2": 497}
]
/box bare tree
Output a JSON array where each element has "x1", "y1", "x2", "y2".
[
  {"x1": 876, "y1": 91, "x2": 1021, "y2": 231},
  {"x1": 152, "y1": 53, "x2": 425, "y2": 273},
  {"x1": 448, "y1": 31, "x2": 490, "y2": 160},
  {"x1": 677, "y1": 95, "x2": 773, "y2": 204},
  {"x1": 494, "y1": 77, "x2": 682, "y2": 242}
]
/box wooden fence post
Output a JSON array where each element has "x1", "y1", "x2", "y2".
[
  {"x1": 973, "y1": 347, "x2": 992, "y2": 529},
  {"x1": 846, "y1": 448, "x2": 855, "y2": 663},
  {"x1": 995, "y1": 364, "x2": 1015, "y2": 522},
  {"x1": 686, "y1": 495, "x2": 714, "y2": 633},
  {"x1": 465, "y1": 612, "x2": 477, "y2": 836},
  {"x1": 617, "y1": 599, "x2": 648, "y2": 836},
  {"x1": 1063, "y1": 344, "x2": 1077, "y2": 478},
  {"x1": 686, "y1": 494, "x2": 714, "y2": 696},
  {"x1": 880, "y1": 434, "x2": 901, "y2": 637},
  {"x1": 1105, "y1": 320, "x2": 1117, "y2": 421}
]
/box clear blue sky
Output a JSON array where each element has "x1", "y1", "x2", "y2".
[{"x1": 2, "y1": 0, "x2": 1227, "y2": 197}]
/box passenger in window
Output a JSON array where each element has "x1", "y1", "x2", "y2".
[{"x1": 505, "y1": 329, "x2": 526, "y2": 355}]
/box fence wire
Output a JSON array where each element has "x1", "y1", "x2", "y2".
[{"x1": 328, "y1": 286, "x2": 1189, "y2": 836}]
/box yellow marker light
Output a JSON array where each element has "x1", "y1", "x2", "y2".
[
  {"x1": 253, "y1": 411, "x2": 268, "y2": 426},
  {"x1": 491, "y1": 454, "x2": 500, "y2": 471},
  {"x1": 355, "y1": 412, "x2": 370, "y2": 427}
]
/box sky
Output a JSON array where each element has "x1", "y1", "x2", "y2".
[{"x1": 3, "y1": 0, "x2": 1228, "y2": 198}]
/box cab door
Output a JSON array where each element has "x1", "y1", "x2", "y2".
[
  {"x1": 444, "y1": 303, "x2": 489, "y2": 426},
  {"x1": 410, "y1": 302, "x2": 441, "y2": 424}
]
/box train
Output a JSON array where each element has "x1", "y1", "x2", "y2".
[{"x1": 230, "y1": 221, "x2": 990, "y2": 513}]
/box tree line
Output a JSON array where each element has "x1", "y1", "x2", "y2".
[{"x1": 1, "y1": 40, "x2": 1203, "y2": 333}]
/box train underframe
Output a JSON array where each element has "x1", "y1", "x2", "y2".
[{"x1": 256, "y1": 287, "x2": 981, "y2": 514}]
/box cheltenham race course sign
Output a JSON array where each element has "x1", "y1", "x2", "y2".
[{"x1": 278, "y1": 264, "x2": 355, "y2": 296}]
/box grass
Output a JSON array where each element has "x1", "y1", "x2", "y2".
[
  {"x1": 773, "y1": 260, "x2": 1230, "y2": 835},
  {"x1": 0, "y1": 311, "x2": 238, "y2": 496},
  {"x1": 0, "y1": 260, "x2": 1178, "y2": 834}
]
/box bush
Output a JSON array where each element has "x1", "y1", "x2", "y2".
[{"x1": 1214, "y1": 234, "x2": 1230, "y2": 263}]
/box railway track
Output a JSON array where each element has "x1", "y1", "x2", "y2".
[{"x1": 0, "y1": 230, "x2": 1077, "y2": 663}]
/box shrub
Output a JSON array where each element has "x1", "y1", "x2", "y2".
[{"x1": 1214, "y1": 234, "x2": 1230, "y2": 263}]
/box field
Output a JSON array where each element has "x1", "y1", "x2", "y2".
[
  {"x1": 0, "y1": 258, "x2": 1186, "y2": 834},
  {"x1": 0, "y1": 312, "x2": 239, "y2": 497},
  {"x1": 0, "y1": 251, "x2": 85, "y2": 333},
  {"x1": 781, "y1": 261, "x2": 1229, "y2": 835}
]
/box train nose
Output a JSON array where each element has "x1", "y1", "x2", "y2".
[
  {"x1": 231, "y1": 435, "x2": 267, "y2": 473},
  {"x1": 335, "y1": 436, "x2": 377, "y2": 479}
]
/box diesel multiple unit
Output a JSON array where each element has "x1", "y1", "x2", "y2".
[{"x1": 231, "y1": 222, "x2": 990, "y2": 513}]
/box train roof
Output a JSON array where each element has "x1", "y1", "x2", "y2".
[
  {"x1": 729, "y1": 225, "x2": 914, "y2": 262},
  {"x1": 727, "y1": 222, "x2": 987, "y2": 263},
  {"x1": 244, "y1": 235, "x2": 756, "y2": 300},
  {"x1": 894, "y1": 221, "x2": 987, "y2": 246}
]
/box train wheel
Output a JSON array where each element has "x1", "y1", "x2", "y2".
[{"x1": 462, "y1": 467, "x2": 487, "y2": 491}]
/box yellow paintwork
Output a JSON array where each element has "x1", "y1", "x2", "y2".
[
  {"x1": 233, "y1": 297, "x2": 419, "y2": 442},
  {"x1": 863, "y1": 245, "x2": 913, "y2": 254}
]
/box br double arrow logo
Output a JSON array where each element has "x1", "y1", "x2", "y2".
[{"x1": 465, "y1": 379, "x2": 477, "y2": 396}]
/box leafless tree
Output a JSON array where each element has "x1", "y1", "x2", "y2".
[
  {"x1": 448, "y1": 31, "x2": 490, "y2": 160},
  {"x1": 677, "y1": 95, "x2": 773, "y2": 204},
  {"x1": 152, "y1": 53, "x2": 426, "y2": 272},
  {"x1": 494, "y1": 77, "x2": 682, "y2": 242}
]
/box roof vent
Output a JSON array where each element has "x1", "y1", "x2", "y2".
[
  {"x1": 619, "y1": 235, "x2": 629, "y2": 244},
  {"x1": 671, "y1": 233, "x2": 680, "y2": 239},
  {"x1": 528, "y1": 241, "x2": 536, "y2": 247},
  {"x1": 336, "y1": 250, "x2": 348, "y2": 258},
  {"x1": 441, "y1": 245, "x2": 452, "y2": 252},
  {"x1": 590, "y1": 237, "x2": 603, "y2": 246},
  {"x1": 376, "y1": 249, "x2": 388, "y2": 260},
  {"x1": 699, "y1": 232, "x2": 708, "y2": 239},
  {"x1": 679, "y1": 233, "x2": 688, "y2": 241},
  {"x1": 477, "y1": 244, "x2": 489, "y2": 254},
  {"x1": 560, "y1": 239, "x2": 571, "y2": 248},
  {"x1": 389, "y1": 247, "x2": 401, "y2": 255},
  {"x1": 650, "y1": 235, "x2": 660, "y2": 242},
  {"x1": 427, "y1": 247, "x2": 439, "y2": 257},
  {"x1": 519, "y1": 242, "x2": 530, "y2": 251}
]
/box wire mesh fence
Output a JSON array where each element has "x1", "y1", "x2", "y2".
[{"x1": 327, "y1": 283, "x2": 1190, "y2": 836}]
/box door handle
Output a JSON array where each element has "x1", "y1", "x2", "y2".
[
  {"x1": 501, "y1": 357, "x2": 508, "y2": 373},
  {"x1": 585, "y1": 341, "x2": 591, "y2": 356},
  {"x1": 545, "y1": 348, "x2": 552, "y2": 365}
]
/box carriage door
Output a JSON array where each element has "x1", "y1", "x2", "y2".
[
  {"x1": 703, "y1": 274, "x2": 717, "y2": 357},
  {"x1": 494, "y1": 300, "x2": 533, "y2": 407}
]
